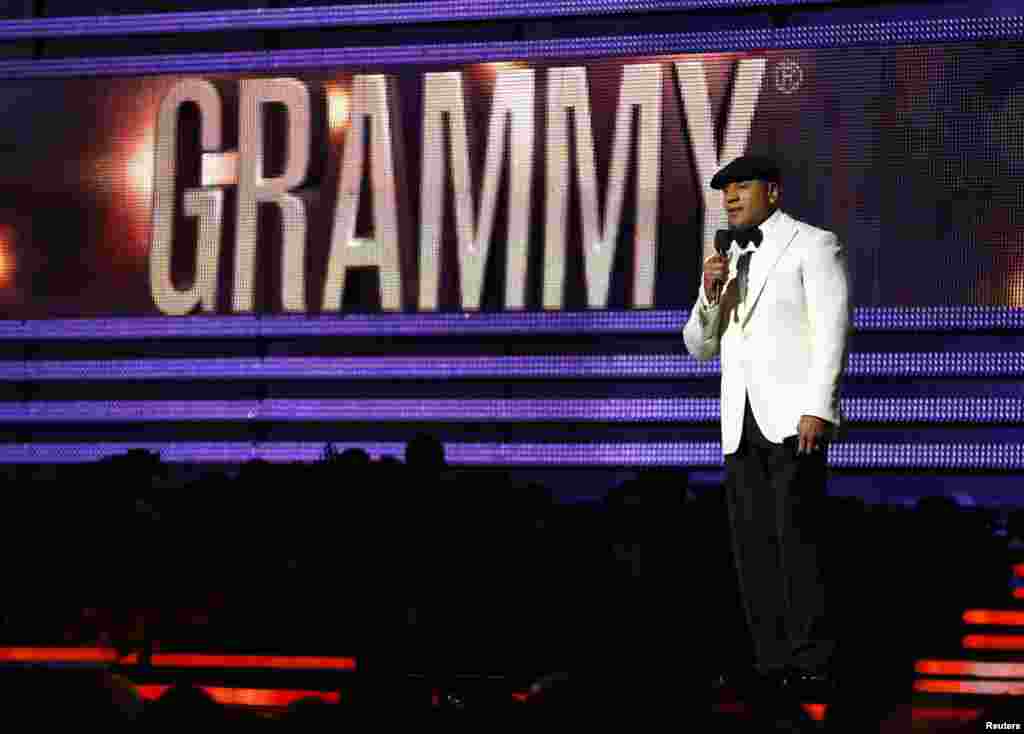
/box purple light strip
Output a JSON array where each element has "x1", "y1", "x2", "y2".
[
  {"x1": 1, "y1": 307, "x2": 1022, "y2": 341},
  {"x1": 0, "y1": 397, "x2": 1020, "y2": 423},
  {"x1": 0, "y1": 16, "x2": 1019, "y2": 78},
  {"x1": 7, "y1": 313, "x2": 682, "y2": 339},
  {"x1": 0, "y1": 442, "x2": 1020, "y2": 469},
  {"x1": 6, "y1": 355, "x2": 707, "y2": 380},
  {"x1": 843, "y1": 397, "x2": 1024, "y2": 423},
  {"x1": 0, "y1": 1, "x2": 827, "y2": 40},
  {"x1": 3, "y1": 352, "x2": 1023, "y2": 382},
  {"x1": 0, "y1": 400, "x2": 261, "y2": 422}
]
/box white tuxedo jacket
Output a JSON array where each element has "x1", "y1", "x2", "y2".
[{"x1": 683, "y1": 210, "x2": 852, "y2": 455}]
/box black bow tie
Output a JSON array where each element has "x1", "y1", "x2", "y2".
[{"x1": 732, "y1": 227, "x2": 763, "y2": 249}]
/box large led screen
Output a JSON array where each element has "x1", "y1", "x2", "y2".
[{"x1": 0, "y1": 43, "x2": 1020, "y2": 317}]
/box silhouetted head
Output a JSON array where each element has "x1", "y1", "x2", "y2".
[
  {"x1": 140, "y1": 683, "x2": 227, "y2": 724},
  {"x1": 338, "y1": 447, "x2": 371, "y2": 469},
  {"x1": 404, "y1": 433, "x2": 446, "y2": 474}
]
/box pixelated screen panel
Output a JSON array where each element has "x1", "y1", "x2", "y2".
[{"x1": 0, "y1": 44, "x2": 1020, "y2": 318}]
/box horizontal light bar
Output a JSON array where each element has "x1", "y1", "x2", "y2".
[
  {"x1": 963, "y1": 610, "x2": 1024, "y2": 627},
  {"x1": 914, "y1": 678, "x2": 1024, "y2": 695},
  {"x1": 0, "y1": 397, "x2": 1020, "y2": 424},
  {"x1": 963, "y1": 635, "x2": 1024, "y2": 651},
  {"x1": 0, "y1": 442, "x2": 1021, "y2": 469},
  {"x1": 1, "y1": 307, "x2": 1023, "y2": 340},
  {"x1": 5, "y1": 355, "x2": 720, "y2": 381},
  {"x1": 119, "y1": 653, "x2": 355, "y2": 672},
  {"x1": 2, "y1": 353, "x2": 1024, "y2": 382},
  {"x1": 0, "y1": 313, "x2": 671, "y2": 339},
  {"x1": 841, "y1": 397, "x2": 1024, "y2": 422},
  {"x1": 0, "y1": 647, "x2": 356, "y2": 671},
  {"x1": 0, "y1": 16, "x2": 1021, "y2": 78},
  {"x1": 0, "y1": 441, "x2": 712, "y2": 465},
  {"x1": 916, "y1": 660, "x2": 1024, "y2": 679},
  {"x1": 0, "y1": 647, "x2": 120, "y2": 664},
  {"x1": 135, "y1": 685, "x2": 340, "y2": 707},
  {"x1": 0, "y1": 400, "x2": 261, "y2": 422},
  {"x1": 0, "y1": 1, "x2": 821, "y2": 40},
  {"x1": 1014, "y1": 563, "x2": 1024, "y2": 578}
]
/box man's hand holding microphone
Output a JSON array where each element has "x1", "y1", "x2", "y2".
[
  {"x1": 702, "y1": 253, "x2": 729, "y2": 305},
  {"x1": 703, "y1": 229, "x2": 733, "y2": 305}
]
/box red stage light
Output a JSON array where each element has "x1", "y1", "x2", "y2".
[
  {"x1": 0, "y1": 647, "x2": 355, "y2": 672},
  {"x1": 0, "y1": 647, "x2": 120, "y2": 664},
  {"x1": 120, "y1": 652, "x2": 356, "y2": 671},
  {"x1": 963, "y1": 634, "x2": 1024, "y2": 651},
  {"x1": 916, "y1": 659, "x2": 1024, "y2": 678},
  {"x1": 135, "y1": 684, "x2": 340, "y2": 707},
  {"x1": 915, "y1": 678, "x2": 1024, "y2": 695},
  {"x1": 802, "y1": 703, "x2": 826, "y2": 722},
  {"x1": 963, "y1": 609, "x2": 1024, "y2": 626}
]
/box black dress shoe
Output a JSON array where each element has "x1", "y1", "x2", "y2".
[
  {"x1": 710, "y1": 671, "x2": 732, "y2": 692},
  {"x1": 711, "y1": 669, "x2": 743, "y2": 692}
]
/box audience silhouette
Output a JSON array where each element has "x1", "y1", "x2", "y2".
[{"x1": 0, "y1": 441, "x2": 1011, "y2": 727}]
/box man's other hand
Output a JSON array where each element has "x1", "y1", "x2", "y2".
[{"x1": 797, "y1": 415, "x2": 829, "y2": 455}]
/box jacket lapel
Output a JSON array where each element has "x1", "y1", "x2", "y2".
[{"x1": 740, "y1": 212, "x2": 799, "y2": 326}]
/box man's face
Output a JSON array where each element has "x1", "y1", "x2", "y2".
[{"x1": 723, "y1": 179, "x2": 777, "y2": 230}]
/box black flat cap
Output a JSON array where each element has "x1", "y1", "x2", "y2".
[{"x1": 710, "y1": 155, "x2": 781, "y2": 190}]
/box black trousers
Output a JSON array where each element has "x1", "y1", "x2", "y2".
[{"x1": 723, "y1": 396, "x2": 834, "y2": 673}]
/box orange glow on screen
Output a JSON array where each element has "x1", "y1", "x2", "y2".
[
  {"x1": 86, "y1": 134, "x2": 155, "y2": 263},
  {"x1": 126, "y1": 140, "x2": 154, "y2": 204},
  {"x1": 0, "y1": 224, "x2": 13, "y2": 289},
  {"x1": 1010, "y1": 268, "x2": 1024, "y2": 308},
  {"x1": 327, "y1": 85, "x2": 349, "y2": 135}
]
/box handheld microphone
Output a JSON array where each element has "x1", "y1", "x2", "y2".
[
  {"x1": 714, "y1": 228, "x2": 732, "y2": 257},
  {"x1": 711, "y1": 229, "x2": 732, "y2": 302}
]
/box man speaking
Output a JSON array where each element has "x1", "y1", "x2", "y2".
[{"x1": 683, "y1": 155, "x2": 851, "y2": 692}]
